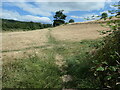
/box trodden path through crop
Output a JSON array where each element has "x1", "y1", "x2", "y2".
[{"x1": 47, "y1": 30, "x2": 73, "y2": 87}]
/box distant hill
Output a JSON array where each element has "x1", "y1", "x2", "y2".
[{"x1": 1, "y1": 19, "x2": 52, "y2": 31}]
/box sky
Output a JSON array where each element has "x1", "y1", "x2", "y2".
[{"x1": 0, "y1": 0, "x2": 119, "y2": 24}]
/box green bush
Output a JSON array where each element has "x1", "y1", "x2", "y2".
[
  {"x1": 91, "y1": 5, "x2": 120, "y2": 89},
  {"x1": 69, "y1": 19, "x2": 75, "y2": 23}
]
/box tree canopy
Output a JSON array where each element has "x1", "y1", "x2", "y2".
[
  {"x1": 54, "y1": 10, "x2": 67, "y2": 20},
  {"x1": 69, "y1": 19, "x2": 75, "y2": 23},
  {"x1": 101, "y1": 12, "x2": 108, "y2": 20},
  {"x1": 53, "y1": 10, "x2": 67, "y2": 27}
]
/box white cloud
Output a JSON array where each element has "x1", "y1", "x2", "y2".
[
  {"x1": 2, "y1": 1, "x2": 118, "y2": 22},
  {"x1": 70, "y1": 16, "x2": 83, "y2": 19},
  {"x1": 71, "y1": 14, "x2": 98, "y2": 19},
  {"x1": 13, "y1": 2, "x2": 52, "y2": 16},
  {"x1": 70, "y1": 13, "x2": 100, "y2": 22},
  {"x1": 84, "y1": 14, "x2": 99, "y2": 18},
  {"x1": 3, "y1": 2, "x2": 106, "y2": 16},
  {"x1": 1, "y1": 10, "x2": 52, "y2": 23}
]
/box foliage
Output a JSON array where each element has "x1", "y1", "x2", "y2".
[
  {"x1": 69, "y1": 19, "x2": 75, "y2": 23},
  {"x1": 53, "y1": 10, "x2": 67, "y2": 20},
  {"x1": 108, "y1": 3, "x2": 120, "y2": 16},
  {"x1": 53, "y1": 10, "x2": 67, "y2": 27},
  {"x1": 91, "y1": 31, "x2": 120, "y2": 89},
  {"x1": 91, "y1": 4, "x2": 120, "y2": 89},
  {"x1": 53, "y1": 20, "x2": 65, "y2": 27},
  {"x1": 63, "y1": 39, "x2": 104, "y2": 88},
  {"x1": 2, "y1": 19, "x2": 52, "y2": 31},
  {"x1": 100, "y1": 12, "x2": 108, "y2": 20}
]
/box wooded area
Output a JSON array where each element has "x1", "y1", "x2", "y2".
[{"x1": 1, "y1": 19, "x2": 52, "y2": 31}]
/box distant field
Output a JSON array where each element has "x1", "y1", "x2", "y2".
[
  {"x1": 51, "y1": 23, "x2": 108, "y2": 41},
  {"x1": 2, "y1": 22, "x2": 109, "y2": 63}
]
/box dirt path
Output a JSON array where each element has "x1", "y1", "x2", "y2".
[
  {"x1": 47, "y1": 30, "x2": 73, "y2": 85},
  {"x1": 55, "y1": 54, "x2": 72, "y2": 84}
]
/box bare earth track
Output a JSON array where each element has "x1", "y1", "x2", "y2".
[{"x1": 2, "y1": 22, "x2": 109, "y2": 63}]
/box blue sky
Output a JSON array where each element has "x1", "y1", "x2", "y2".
[{"x1": 0, "y1": 0, "x2": 119, "y2": 24}]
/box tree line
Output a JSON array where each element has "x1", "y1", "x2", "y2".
[{"x1": 2, "y1": 19, "x2": 52, "y2": 31}]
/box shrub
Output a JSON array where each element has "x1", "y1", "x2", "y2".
[
  {"x1": 69, "y1": 19, "x2": 75, "y2": 23},
  {"x1": 91, "y1": 4, "x2": 120, "y2": 89}
]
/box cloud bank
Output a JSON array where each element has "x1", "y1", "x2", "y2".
[
  {"x1": 5, "y1": 2, "x2": 106, "y2": 16},
  {"x1": 1, "y1": 10, "x2": 52, "y2": 23},
  {"x1": 1, "y1": 0, "x2": 118, "y2": 23}
]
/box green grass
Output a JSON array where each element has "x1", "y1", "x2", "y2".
[
  {"x1": 2, "y1": 29, "x2": 104, "y2": 88},
  {"x1": 3, "y1": 54, "x2": 62, "y2": 88},
  {"x1": 46, "y1": 31, "x2": 103, "y2": 88},
  {"x1": 55, "y1": 40, "x2": 103, "y2": 88}
]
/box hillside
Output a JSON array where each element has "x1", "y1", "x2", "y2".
[
  {"x1": 2, "y1": 18, "x2": 119, "y2": 88},
  {"x1": 2, "y1": 21, "x2": 109, "y2": 63},
  {"x1": 1, "y1": 19, "x2": 52, "y2": 31},
  {"x1": 2, "y1": 1, "x2": 120, "y2": 88}
]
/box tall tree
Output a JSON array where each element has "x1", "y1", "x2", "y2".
[{"x1": 53, "y1": 10, "x2": 67, "y2": 27}]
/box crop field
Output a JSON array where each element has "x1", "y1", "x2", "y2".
[
  {"x1": 2, "y1": 22, "x2": 109, "y2": 88},
  {"x1": 2, "y1": 23, "x2": 108, "y2": 62}
]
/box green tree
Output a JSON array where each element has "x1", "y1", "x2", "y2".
[
  {"x1": 101, "y1": 12, "x2": 108, "y2": 20},
  {"x1": 69, "y1": 19, "x2": 75, "y2": 23},
  {"x1": 53, "y1": 10, "x2": 67, "y2": 27}
]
